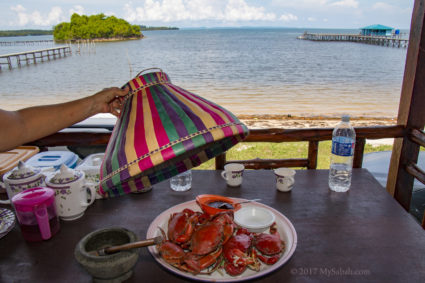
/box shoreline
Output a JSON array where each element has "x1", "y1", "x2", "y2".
[
  {"x1": 237, "y1": 114, "x2": 397, "y2": 129},
  {"x1": 237, "y1": 115, "x2": 396, "y2": 146}
]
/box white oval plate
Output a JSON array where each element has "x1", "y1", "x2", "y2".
[{"x1": 146, "y1": 198, "x2": 297, "y2": 282}]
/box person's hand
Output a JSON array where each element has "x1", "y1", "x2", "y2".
[{"x1": 91, "y1": 86, "x2": 129, "y2": 117}]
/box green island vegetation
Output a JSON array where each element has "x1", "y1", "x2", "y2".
[
  {"x1": 0, "y1": 29, "x2": 52, "y2": 37},
  {"x1": 53, "y1": 13, "x2": 142, "y2": 41},
  {"x1": 139, "y1": 25, "x2": 179, "y2": 31}
]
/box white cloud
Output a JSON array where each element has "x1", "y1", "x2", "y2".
[
  {"x1": 308, "y1": 17, "x2": 316, "y2": 22},
  {"x1": 224, "y1": 0, "x2": 275, "y2": 21},
  {"x1": 271, "y1": 0, "x2": 330, "y2": 9},
  {"x1": 69, "y1": 5, "x2": 85, "y2": 16},
  {"x1": 330, "y1": 0, "x2": 359, "y2": 8},
  {"x1": 10, "y1": 5, "x2": 65, "y2": 27},
  {"x1": 10, "y1": 5, "x2": 29, "y2": 26},
  {"x1": 124, "y1": 0, "x2": 277, "y2": 23},
  {"x1": 279, "y1": 13, "x2": 298, "y2": 22}
]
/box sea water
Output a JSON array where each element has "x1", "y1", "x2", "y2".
[{"x1": 0, "y1": 28, "x2": 407, "y2": 118}]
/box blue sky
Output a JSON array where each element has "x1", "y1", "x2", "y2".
[{"x1": 0, "y1": 0, "x2": 413, "y2": 30}]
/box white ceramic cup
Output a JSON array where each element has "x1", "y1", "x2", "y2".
[
  {"x1": 221, "y1": 163, "x2": 245, "y2": 187},
  {"x1": 274, "y1": 168, "x2": 296, "y2": 192},
  {"x1": 51, "y1": 180, "x2": 96, "y2": 221},
  {"x1": 46, "y1": 165, "x2": 96, "y2": 221}
]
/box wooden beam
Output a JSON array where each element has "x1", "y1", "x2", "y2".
[
  {"x1": 245, "y1": 125, "x2": 404, "y2": 142},
  {"x1": 410, "y1": 128, "x2": 425, "y2": 147},
  {"x1": 406, "y1": 162, "x2": 425, "y2": 185},
  {"x1": 387, "y1": 0, "x2": 425, "y2": 210},
  {"x1": 225, "y1": 158, "x2": 309, "y2": 169},
  {"x1": 28, "y1": 132, "x2": 111, "y2": 147}
]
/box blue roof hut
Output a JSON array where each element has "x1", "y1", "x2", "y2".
[{"x1": 361, "y1": 24, "x2": 394, "y2": 36}]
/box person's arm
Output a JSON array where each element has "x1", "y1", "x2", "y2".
[{"x1": 0, "y1": 87, "x2": 129, "y2": 152}]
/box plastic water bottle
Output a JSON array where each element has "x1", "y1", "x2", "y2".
[{"x1": 329, "y1": 115, "x2": 356, "y2": 192}]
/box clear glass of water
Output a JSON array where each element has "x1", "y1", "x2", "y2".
[{"x1": 170, "y1": 170, "x2": 192, "y2": 192}]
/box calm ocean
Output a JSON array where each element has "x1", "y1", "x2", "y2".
[{"x1": 0, "y1": 28, "x2": 407, "y2": 118}]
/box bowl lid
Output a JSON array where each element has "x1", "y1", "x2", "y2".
[
  {"x1": 5, "y1": 161, "x2": 41, "y2": 180},
  {"x1": 46, "y1": 164, "x2": 83, "y2": 185},
  {"x1": 12, "y1": 187, "x2": 55, "y2": 210},
  {"x1": 26, "y1": 151, "x2": 78, "y2": 169}
]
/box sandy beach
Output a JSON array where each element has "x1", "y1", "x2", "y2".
[
  {"x1": 238, "y1": 114, "x2": 397, "y2": 129},
  {"x1": 237, "y1": 115, "x2": 397, "y2": 146}
]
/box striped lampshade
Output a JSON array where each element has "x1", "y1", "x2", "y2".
[{"x1": 99, "y1": 69, "x2": 249, "y2": 197}]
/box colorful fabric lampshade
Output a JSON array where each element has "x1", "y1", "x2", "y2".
[{"x1": 99, "y1": 69, "x2": 249, "y2": 197}]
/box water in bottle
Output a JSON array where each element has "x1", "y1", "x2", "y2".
[{"x1": 329, "y1": 115, "x2": 356, "y2": 192}]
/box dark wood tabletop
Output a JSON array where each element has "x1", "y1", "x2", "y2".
[{"x1": 1, "y1": 169, "x2": 425, "y2": 282}]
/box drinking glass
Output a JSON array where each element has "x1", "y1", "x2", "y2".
[{"x1": 170, "y1": 170, "x2": 192, "y2": 192}]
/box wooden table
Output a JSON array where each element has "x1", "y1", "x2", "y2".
[{"x1": 1, "y1": 169, "x2": 425, "y2": 282}]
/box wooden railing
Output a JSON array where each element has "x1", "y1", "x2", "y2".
[
  {"x1": 404, "y1": 129, "x2": 425, "y2": 229},
  {"x1": 215, "y1": 125, "x2": 405, "y2": 170},
  {"x1": 31, "y1": 125, "x2": 405, "y2": 171}
]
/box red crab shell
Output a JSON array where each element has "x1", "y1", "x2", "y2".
[
  {"x1": 167, "y1": 208, "x2": 198, "y2": 244},
  {"x1": 222, "y1": 228, "x2": 260, "y2": 276},
  {"x1": 253, "y1": 222, "x2": 285, "y2": 265},
  {"x1": 190, "y1": 212, "x2": 234, "y2": 255}
]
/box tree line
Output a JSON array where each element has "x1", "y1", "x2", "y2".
[
  {"x1": 0, "y1": 30, "x2": 52, "y2": 37},
  {"x1": 53, "y1": 13, "x2": 142, "y2": 41}
]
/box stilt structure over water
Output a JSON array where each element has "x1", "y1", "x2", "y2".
[
  {"x1": 298, "y1": 33, "x2": 408, "y2": 48},
  {"x1": 0, "y1": 40, "x2": 54, "y2": 46},
  {"x1": 0, "y1": 46, "x2": 71, "y2": 70}
]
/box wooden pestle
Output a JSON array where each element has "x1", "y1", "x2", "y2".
[{"x1": 90, "y1": 236, "x2": 162, "y2": 256}]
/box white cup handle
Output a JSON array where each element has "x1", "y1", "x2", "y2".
[
  {"x1": 0, "y1": 182, "x2": 12, "y2": 204},
  {"x1": 221, "y1": 171, "x2": 228, "y2": 181},
  {"x1": 81, "y1": 182, "x2": 96, "y2": 207},
  {"x1": 287, "y1": 177, "x2": 295, "y2": 186}
]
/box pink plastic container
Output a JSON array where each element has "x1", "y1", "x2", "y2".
[{"x1": 12, "y1": 187, "x2": 60, "y2": 242}]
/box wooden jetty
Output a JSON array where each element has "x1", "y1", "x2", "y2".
[
  {"x1": 0, "y1": 46, "x2": 71, "y2": 70},
  {"x1": 0, "y1": 40, "x2": 54, "y2": 46},
  {"x1": 298, "y1": 33, "x2": 408, "y2": 48}
]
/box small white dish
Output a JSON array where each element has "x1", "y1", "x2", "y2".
[{"x1": 234, "y1": 205, "x2": 276, "y2": 233}]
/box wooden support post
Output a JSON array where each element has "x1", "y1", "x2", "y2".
[
  {"x1": 387, "y1": 0, "x2": 425, "y2": 210},
  {"x1": 353, "y1": 138, "x2": 366, "y2": 168},
  {"x1": 307, "y1": 141, "x2": 318, "y2": 169},
  {"x1": 7, "y1": 56, "x2": 12, "y2": 69},
  {"x1": 215, "y1": 153, "x2": 226, "y2": 170}
]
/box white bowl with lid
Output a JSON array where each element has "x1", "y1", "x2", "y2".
[{"x1": 234, "y1": 205, "x2": 276, "y2": 233}]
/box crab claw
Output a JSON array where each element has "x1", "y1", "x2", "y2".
[{"x1": 184, "y1": 247, "x2": 222, "y2": 274}]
